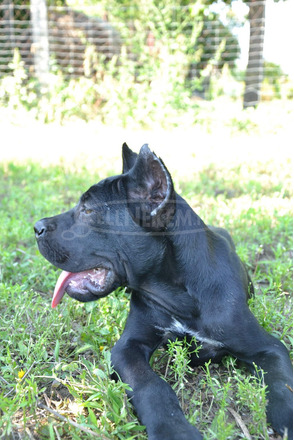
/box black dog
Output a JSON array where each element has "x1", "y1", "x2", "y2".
[{"x1": 35, "y1": 144, "x2": 293, "y2": 440}]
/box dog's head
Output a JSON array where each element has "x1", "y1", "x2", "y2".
[{"x1": 34, "y1": 144, "x2": 176, "y2": 307}]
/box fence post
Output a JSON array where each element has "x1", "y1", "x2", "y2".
[
  {"x1": 243, "y1": 0, "x2": 266, "y2": 109},
  {"x1": 30, "y1": 0, "x2": 49, "y2": 86}
]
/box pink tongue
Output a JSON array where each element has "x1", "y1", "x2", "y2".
[{"x1": 52, "y1": 270, "x2": 73, "y2": 308}]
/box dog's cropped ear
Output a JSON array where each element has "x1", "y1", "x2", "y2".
[
  {"x1": 122, "y1": 143, "x2": 138, "y2": 173},
  {"x1": 124, "y1": 144, "x2": 176, "y2": 230}
]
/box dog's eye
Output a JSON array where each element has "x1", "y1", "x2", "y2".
[{"x1": 82, "y1": 207, "x2": 93, "y2": 215}]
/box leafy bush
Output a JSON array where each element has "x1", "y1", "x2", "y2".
[
  {"x1": 0, "y1": 0, "x2": 246, "y2": 127},
  {"x1": 0, "y1": 46, "x2": 196, "y2": 127}
]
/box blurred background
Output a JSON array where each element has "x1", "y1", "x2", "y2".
[{"x1": 0, "y1": 0, "x2": 292, "y2": 137}]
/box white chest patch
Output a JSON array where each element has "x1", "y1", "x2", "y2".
[{"x1": 156, "y1": 318, "x2": 224, "y2": 348}]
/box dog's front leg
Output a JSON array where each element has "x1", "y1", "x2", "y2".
[{"x1": 111, "y1": 299, "x2": 203, "y2": 440}]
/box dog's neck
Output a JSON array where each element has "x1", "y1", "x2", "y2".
[
  {"x1": 123, "y1": 196, "x2": 215, "y2": 318},
  {"x1": 167, "y1": 194, "x2": 212, "y2": 267}
]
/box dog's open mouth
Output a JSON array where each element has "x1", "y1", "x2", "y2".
[{"x1": 52, "y1": 267, "x2": 111, "y2": 308}]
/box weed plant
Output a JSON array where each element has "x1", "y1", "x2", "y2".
[{"x1": 1, "y1": 43, "x2": 292, "y2": 131}]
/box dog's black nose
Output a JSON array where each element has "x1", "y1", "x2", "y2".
[{"x1": 34, "y1": 220, "x2": 47, "y2": 238}]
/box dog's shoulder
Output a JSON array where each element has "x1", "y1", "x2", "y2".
[{"x1": 207, "y1": 225, "x2": 235, "y2": 251}]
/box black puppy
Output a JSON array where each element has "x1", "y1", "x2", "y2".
[{"x1": 35, "y1": 144, "x2": 293, "y2": 440}]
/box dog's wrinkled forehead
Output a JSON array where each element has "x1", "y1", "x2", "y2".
[{"x1": 81, "y1": 175, "x2": 121, "y2": 205}]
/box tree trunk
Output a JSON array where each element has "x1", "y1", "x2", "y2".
[
  {"x1": 30, "y1": 0, "x2": 49, "y2": 86},
  {"x1": 243, "y1": 0, "x2": 266, "y2": 109}
]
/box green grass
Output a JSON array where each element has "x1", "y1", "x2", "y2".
[{"x1": 0, "y1": 152, "x2": 292, "y2": 440}]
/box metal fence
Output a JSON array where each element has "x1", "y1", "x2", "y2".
[{"x1": 0, "y1": 0, "x2": 291, "y2": 102}]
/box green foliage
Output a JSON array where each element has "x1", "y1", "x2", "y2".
[
  {"x1": 0, "y1": 0, "x2": 247, "y2": 125},
  {"x1": 0, "y1": 50, "x2": 38, "y2": 113},
  {"x1": 202, "y1": 359, "x2": 270, "y2": 440},
  {"x1": 0, "y1": 47, "x2": 195, "y2": 127},
  {"x1": 165, "y1": 338, "x2": 201, "y2": 392},
  {"x1": 262, "y1": 61, "x2": 292, "y2": 100}
]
